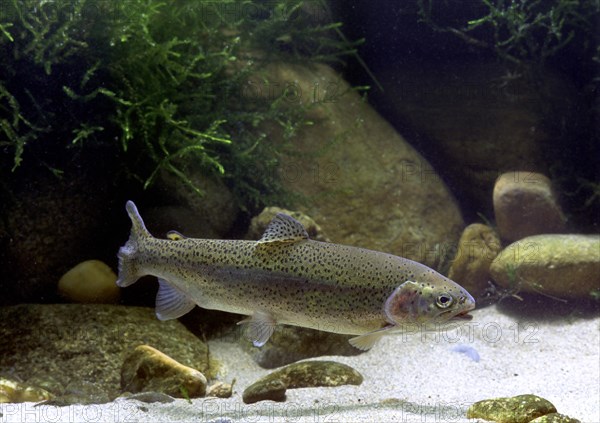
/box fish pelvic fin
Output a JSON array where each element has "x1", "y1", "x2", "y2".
[
  {"x1": 116, "y1": 201, "x2": 153, "y2": 288},
  {"x1": 348, "y1": 325, "x2": 396, "y2": 351},
  {"x1": 155, "y1": 279, "x2": 196, "y2": 320},
  {"x1": 237, "y1": 311, "x2": 277, "y2": 347}
]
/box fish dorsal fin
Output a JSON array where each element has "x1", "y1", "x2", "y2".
[
  {"x1": 155, "y1": 279, "x2": 196, "y2": 320},
  {"x1": 257, "y1": 213, "x2": 309, "y2": 244},
  {"x1": 166, "y1": 230, "x2": 186, "y2": 241}
]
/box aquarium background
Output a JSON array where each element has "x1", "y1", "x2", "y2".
[{"x1": 0, "y1": 1, "x2": 598, "y2": 422}]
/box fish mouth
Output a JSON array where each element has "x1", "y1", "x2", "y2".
[{"x1": 451, "y1": 311, "x2": 473, "y2": 321}]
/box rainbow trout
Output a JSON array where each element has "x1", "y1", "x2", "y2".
[{"x1": 117, "y1": 201, "x2": 475, "y2": 350}]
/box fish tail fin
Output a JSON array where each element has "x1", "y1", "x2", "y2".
[{"x1": 116, "y1": 201, "x2": 152, "y2": 287}]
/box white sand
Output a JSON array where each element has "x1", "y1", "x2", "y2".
[{"x1": 2, "y1": 304, "x2": 598, "y2": 422}]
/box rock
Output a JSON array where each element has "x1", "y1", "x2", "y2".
[
  {"x1": 0, "y1": 378, "x2": 53, "y2": 403},
  {"x1": 241, "y1": 326, "x2": 362, "y2": 369},
  {"x1": 58, "y1": 259, "x2": 120, "y2": 303},
  {"x1": 369, "y1": 61, "x2": 577, "y2": 217},
  {"x1": 530, "y1": 413, "x2": 581, "y2": 423},
  {"x1": 490, "y1": 234, "x2": 600, "y2": 299},
  {"x1": 242, "y1": 360, "x2": 362, "y2": 404},
  {"x1": 246, "y1": 207, "x2": 330, "y2": 242},
  {"x1": 206, "y1": 381, "x2": 233, "y2": 398},
  {"x1": 0, "y1": 147, "x2": 122, "y2": 305},
  {"x1": 243, "y1": 379, "x2": 287, "y2": 404},
  {"x1": 36, "y1": 380, "x2": 111, "y2": 406},
  {"x1": 121, "y1": 345, "x2": 207, "y2": 398},
  {"x1": 0, "y1": 304, "x2": 211, "y2": 402},
  {"x1": 467, "y1": 394, "x2": 557, "y2": 423},
  {"x1": 253, "y1": 63, "x2": 463, "y2": 269},
  {"x1": 448, "y1": 223, "x2": 502, "y2": 299},
  {"x1": 145, "y1": 166, "x2": 239, "y2": 239},
  {"x1": 493, "y1": 172, "x2": 566, "y2": 241}
]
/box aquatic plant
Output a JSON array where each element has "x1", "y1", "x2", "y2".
[
  {"x1": 0, "y1": 0, "x2": 361, "y2": 209},
  {"x1": 179, "y1": 385, "x2": 191, "y2": 404},
  {"x1": 417, "y1": 0, "x2": 599, "y2": 75},
  {"x1": 418, "y1": 0, "x2": 600, "y2": 229}
]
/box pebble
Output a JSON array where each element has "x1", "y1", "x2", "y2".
[
  {"x1": 243, "y1": 360, "x2": 362, "y2": 404},
  {"x1": 58, "y1": 260, "x2": 120, "y2": 303},
  {"x1": 121, "y1": 345, "x2": 207, "y2": 398},
  {"x1": 493, "y1": 171, "x2": 566, "y2": 241},
  {"x1": 448, "y1": 223, "x2": 502, "y2": 299},
  {"x1": 206, "y1": 381, "x2": 233, "y2": 398},
  {"x1": 467, "y1": 394, "x2": 557, "y2": 423},
  {"x1": 530, "y1": 413, "x2": 582, "y2": 423},
  {"x1": 0, "y1": 378, "x2": 52, "y2": 403},
  {"x1": 490, "y1": 234, "x2": 600, "y2": 299},
  {"x1": 241, "y1": 325, "x2": 362, "y2": 369}
]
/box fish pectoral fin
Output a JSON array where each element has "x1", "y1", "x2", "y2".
[
  {"x1": 237, "y1": 311, "x2": 277, "y2": 347},
  {"x1": 155, "y1": 279, "x2": 196, "y2": 321},
  {"x1": 348, "y1": 325, "x2": 395, "y2": 351},
  {"x1": 257, "y1": 213, "x2": 309, "y2": 245},
  {"x1": 166, "y1": 230, "x2": 187, "y2": 241}
]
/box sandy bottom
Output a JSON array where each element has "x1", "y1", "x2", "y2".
[{"x1": 1, "y1": 302, "x2": 598, "y2": 423}]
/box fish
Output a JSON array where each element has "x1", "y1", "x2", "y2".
[{"x1": 117, "y1": 201, "x2": 475, "y2": 351}]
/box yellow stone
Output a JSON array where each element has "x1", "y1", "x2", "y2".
[
  {"x1": 0, "y1": 378, "x2": 52, "y2": 403},
  {"x1": 58, "y1": 260, "x2": 120, "y2": 303},
  {"x1": 121, "y1": 345, "x2": 207, "y2": 398}
]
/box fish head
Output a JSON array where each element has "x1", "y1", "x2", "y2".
[{"x1": 384, "y1": 275, "x2": 475, "y2": 327}]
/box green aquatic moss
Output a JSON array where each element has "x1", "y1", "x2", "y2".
[
  {"x1": 418, "y1": 0, "x2": 599, "y2": 72},
  {"x1": 0, "y1": 0, "x2": 361, "y2": 209}
]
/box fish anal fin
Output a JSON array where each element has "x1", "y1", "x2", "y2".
[
  {"x1": 348, "y1": 325, "x2": 395, "y2": 351},
  {"x1": 237, "y1": 311, "x2": 277, "y2": 347},
  {"x1": 257, "y1": 213, "x2": 309, "y2": 245},
  {"x1": 155, "y1": 279, "x2": 196, "y2": 320}
]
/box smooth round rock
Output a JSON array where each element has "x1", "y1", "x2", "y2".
[
  {"x1": 243, "y1": 379, "x2": 287, "y2": 404},
  {"x1": 448, "y1": 223, "x2": 502, "y2": 299},
  {"x1": 254, "y1": 63, "x2": 464, "y2": 270},
  {"x1": 58, "y1": 260, "x2": 120, "y2": 303},
  {"x1": 467, "y1": 394, "x2": 557, "y2": 423},
  {"x1": 243, "y1": 360, "x2": 362, "y2": 404},
  {"x1": 0, "y1": 378, "x2": 52, "y2": 403},
  {"x1": 490, "y1": 234, "x2": 600, "y2": 299},
  {"x1": 530, "y1": 413, "x2": 582, "y2": 423},
  {"x1": 0, "y1": 304, "x2": 211, "y2": 403},
  {"x1": 206, "y1": 381, "x2": 233, "y2": 398},
  {"x1": 493, "y1": 171, "x2": 566, "y2": 241},
  {"x1": 121, "y1": 345, "x2": 207, "y2": 398}
]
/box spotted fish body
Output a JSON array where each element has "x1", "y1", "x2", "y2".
[{"x1": 117, "y1": 201, "x2": 475, "y2": 350}]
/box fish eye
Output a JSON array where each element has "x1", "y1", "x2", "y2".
[{"x1": 436, "y1": 294, "x2": 453, "y2": 309}]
